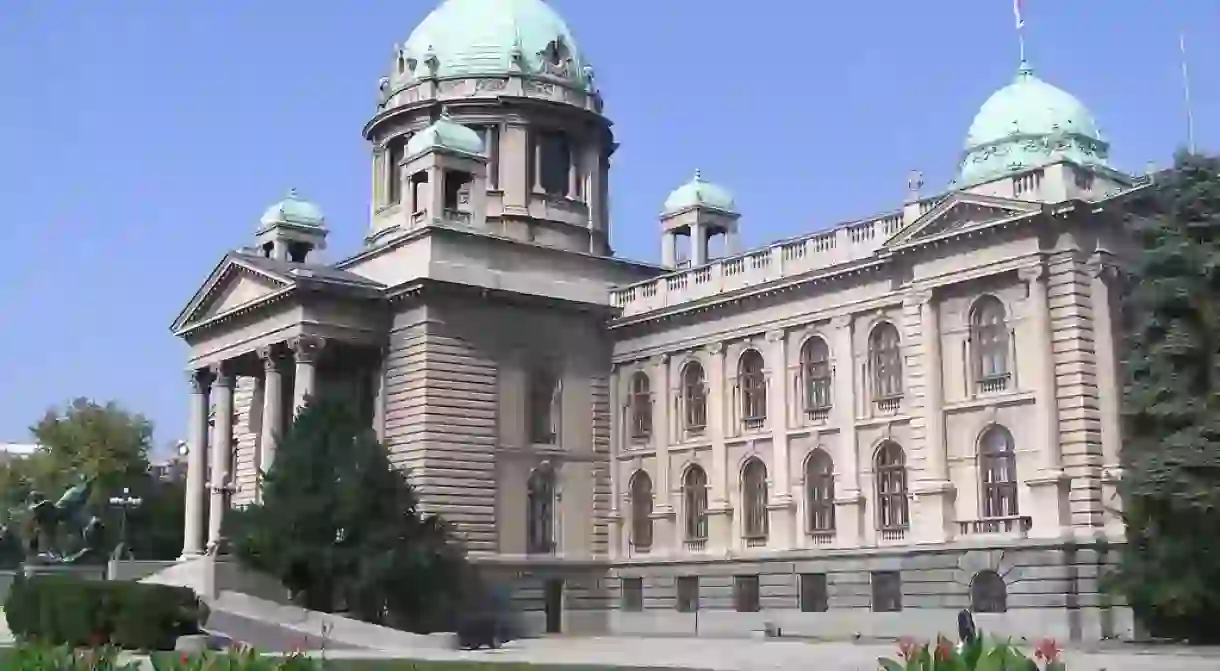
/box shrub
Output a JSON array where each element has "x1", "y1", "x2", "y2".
[
  {"x1": 4, "y1": 572, "x2": 208, "y2": 651},
  {"x1": 152, "y1": 647, "x2": 324, "y2": 670}
]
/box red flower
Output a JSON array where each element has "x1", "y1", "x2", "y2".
[
  {"x1": 897, "y1": 636, "x2": 920, "y2": 661},
  {"x1": 935, "y1": 636, "x2": 954, "y2": 661},
  {"x1": 1034, "y1": 638, "x2": 1061, "y2": 662}
]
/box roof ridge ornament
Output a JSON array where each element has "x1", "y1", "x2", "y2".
[{"x1": 1016, "y1": 59, "x2": 1034, "y2": 81}]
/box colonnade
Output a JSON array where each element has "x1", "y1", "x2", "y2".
[{"x1": 180, "y1": 335, "x2": 325, "y2": 557}]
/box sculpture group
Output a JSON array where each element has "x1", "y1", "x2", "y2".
[{"x1": 11, "y1": 475, "x2": 107, "y2": 565}]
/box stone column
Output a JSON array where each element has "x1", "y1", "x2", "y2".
[
  {"x1": 662, "y1": 234, "x2": 677, "y2": 268},
  {"x1": 691, "y1": 223, "x2": 707, "y2": 266},
  {"x1": 1021, "y1": 263, "x2": 1068, "y2": 536},
  {"x1": 257, "y1": 346, "x2": 285, "y2": 491},
  {"x1": 910, "y1": 290, "x2": 954, "y2": 543},
  {"x1": 766, "y1": 329, "x2": 794, "y2": 549},
  {"x1": 207, "y1": 365, "x2": 235, "y2": 549},
  {"x1": 181, "y1": 368, "x2": 212, "y2": 558},
  {"x1": 291, "y1": 335, "x2": 326, "y2": 415},
  {"x1": 830, "y1": 315, "x2": 863, "y2": 545},
  {"x1": 706, "y1": 341, "x2": 731, "y2": 550}
]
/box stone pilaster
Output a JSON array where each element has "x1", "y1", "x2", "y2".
[
  {"x1": 181, "y1": 368, "x2": 212, "y2": 558},
  {"x1": 705, "y1": 341, "x2": 732, "y2": 552},
  {"x1": 608, "y1": 364, "x2": 623, "y2": 559},
  {"x1": 908, "y1": 289, "x2": 954, "y2": 543},
  {"x1": 1020, "y1": 262, "x2": 1071, "y2": 536},
  {"x1": 652, "y1": 354, "x2": 674, "y2": 552},
  {"x1": 766, "y1": 329, "x2": 795, "y2": 549},
  {"x1": 830, "y1": 314, "x2": 864, "y2": 546}
]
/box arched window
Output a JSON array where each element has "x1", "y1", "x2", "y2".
[
  {"x1": 682, "y1": 362, "x2": 707, "y2": 432},
  {"x1": 970, "y1": 570, "x2": 1008, "y2": 613},
  {"x1": 682, "y1": 466, "x2": 709, "y2": 542},
  {"x1": 741, "y1": 458, "x2": 769, "y2": 541},
  {"x1": 875, "y1": 442, "x2": 909, "y2": 531},
  {"x1": 529, "y1": 368, "x2": 561, "y2": 445},
  {"x1": 739, "y1": 349, "x2": 767, "y2": 428},
  {"x1": 629, "y1": 471, "x2": 654, "y2": 552},
  {"x1": 805, "y1": 449, "x2": 835, "y2": 534},
  {"x1": 801, "y1": 337, "x2": 833, "y2": 414},
  {"x1": 971, "y1": 296, "x2": 1010, "y2": 387},
  {"x1": 979, "y1": 426, "x2": 1019, "y2": 518},
  {"x1": 527, "y1": 465, "x2": 557, "y2": 554},
  {"x1": 870, "y1": 323, "x2": 903, "y2": 401},
  {"x1": 629, "y1": 372, "x2": 652, "y2": 442}
]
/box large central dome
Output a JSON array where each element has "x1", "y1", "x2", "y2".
[
  {"x1": 400, "y1": 0, "x2": 591, "y2": 88},
  {"x1": 953, "y1": 62, "x2": 1111, "y2": 188}
]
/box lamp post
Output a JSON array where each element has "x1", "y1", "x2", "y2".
[{"x1": 108, "y1": 487, "x2": 144, "y2": 559}]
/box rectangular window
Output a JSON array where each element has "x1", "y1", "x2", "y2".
[
  {"x1": 386, "y1": 135, "x2": 407, "y2": 205},
  {"x1": 538, "y1": 131, "x2": 571, "y2": 196},
  {"x1": 621, "y1": 577, "x2": 643, "y2": 612},
  {"x1": 676, "y1": 576, "x2": 699, "y2": 612},
  {"x1": 734, "y1": 575, "x2": 761, "y2": 613},
  {"x1": 871, "y1": 571, "x2": 902, "y2": 613},
  {"x1": 799, "y1": 573, "x2": 828, "y2": 612}
]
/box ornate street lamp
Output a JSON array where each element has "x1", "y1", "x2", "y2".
[{"x1": 108, "y1": 487, "x2": 143, "y2": 559}]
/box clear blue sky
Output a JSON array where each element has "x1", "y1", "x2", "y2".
[{"x1": 1, "y1": 1, "x2": 1216, "y2": 449}]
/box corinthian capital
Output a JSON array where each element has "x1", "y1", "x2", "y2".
[
  {"x1": 1018, "y1": 263, "x2": 1047, "y2": 284},
  {"x1": 258, "y1": 344, "x2": 286, "y2": 372},
  {"x1": 290, "y1": 335, "x2": 327, "y2": 364}
]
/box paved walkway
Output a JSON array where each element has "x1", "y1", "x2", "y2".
[{"x1": 306, "y1": 635, "x2": 1220, "y2": 671}]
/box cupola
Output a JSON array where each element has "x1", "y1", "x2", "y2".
[
  {"x1": 254, "y1": 189, "x2": 327, "y2": 263},
  {"x1": 398, "y1": 112, "x2": 489, "y2": 230},
  {"x1": 659, "y1": 170, "x2": 740, "y2": 268}
]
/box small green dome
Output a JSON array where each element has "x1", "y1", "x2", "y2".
[
  {"x1": 663, "y1": 170, "x2": 737, "y2": 215},
  {"x1": 954, "y1": 62, "x2": 1111, "y2": 188},
  {"x1": 260, "y1": 189, "x2": 325, "y2": 228},
  {"x1": 400, "y1": 0, "x2": 591, "y2": 88},
  {"x1": 405, "y1": 114, "x2": 485, "y2": 158}
]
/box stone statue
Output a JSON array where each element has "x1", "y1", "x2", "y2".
[{"x1": 22, "y1": 474, "x2": 106, "y2": 565}]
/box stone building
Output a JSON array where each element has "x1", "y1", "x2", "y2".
[{"x1": 171, "y1": 0, "x2": 1143, "y2": 642}]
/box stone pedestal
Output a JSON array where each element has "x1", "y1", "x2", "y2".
[
  {"x1": 833, "y1": 491, "x2": 866, "y2": 546},
  {"x1": 1027, "y1": 470, "x2": 1071, "y2": 538},
  {"x1": 766, "y1": 499, "x2": 795, "y2": 550},
  {"x1": 708, "y1": 506, "x2": 733, "y2": 553},
  {"x1": 912, "y1": 481, "x2": 956, "y2": 543}
]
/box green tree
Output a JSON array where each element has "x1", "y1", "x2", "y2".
[
  {"x1": 228, "y1": 396, "x2": 467, "y2": 630},
  {"x1": 28, "y1": 398, "x2": 154, "y2": 504},
  {"x1": 1116, "y1": 151, "x2": 1220, "y2": 642}
]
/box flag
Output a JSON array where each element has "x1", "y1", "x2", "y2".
[{"x1": 1013, "y1": 0, "x2": 1025, "y2": 29}]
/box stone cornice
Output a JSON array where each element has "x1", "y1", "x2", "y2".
[{"x1": 385, "y1": 276, "x2": 618, "y2": 318}]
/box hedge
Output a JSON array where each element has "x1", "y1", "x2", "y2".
[{"x1": 3, "y1": 571, "x2": 210, "y2": 651}]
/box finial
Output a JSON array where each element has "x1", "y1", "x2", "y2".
[
  {"x1": 1016, "y1": 60, "x2": 1034, "y2": 80},
  {"x1": 693, "y1": 169, "x2": 703, "y2": 183},
  {"x1": 439, "y1": 106, "x2": 452, "y2": 121},
  {"x1": 287, "y1": 187, "x2": 300, "y2": 199},
  {"x1": 906, "y1": 170, "x2": 924, "y2": 202}
]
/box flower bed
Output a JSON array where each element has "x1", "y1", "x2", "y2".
[{"x1": 880, "y1": 634, "x2": 1065, "y2": 670}]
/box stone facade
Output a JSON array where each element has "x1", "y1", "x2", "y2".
[{"x1": 169, "y1": 0, "x2": 1144, "y2": 643}]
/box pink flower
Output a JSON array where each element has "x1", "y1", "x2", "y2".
[{"x1": 1034, "y1": 638, "x2": 1062, "y2": 663}]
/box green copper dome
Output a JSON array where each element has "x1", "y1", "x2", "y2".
[
  {"x1": 400, "y1": 0, "x2": 591, "y2": 88},
  {"x1": 663, "y1": 170, "x2": 737, "y2": 215},
  {"x1": 406, "y1": 114, "x2": 485, "y2": 158},
  {"x1": 260, "y1": 189, "x2": 325, "y2": 229},
  {"x1": 953, "y1": 62, "x2": 1111, "y2": 188}
]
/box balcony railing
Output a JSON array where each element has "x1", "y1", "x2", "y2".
[
  {"x1": 875, "y1": 396, "x2": 901, "y2": 413},
  {"x1": 879, "y1": 527, "x2": 907, "y2": 542},
  {"x1": 977, "y1": 374, "x2": 1011, "y2": 394},
  {"x1": 684, "y1": 538, "x2": 708, "y2": 552},
  {"x1": 957, "y1": 515, "x2": 1032, "y2": 537},
  {"x1": 744, "y1": 536, "x2": 768, "y2": 549},
  {"x1": 742, "y1": 417, "x2": 765, "y2": 432},
  {"x1": 809, "y1": 530, "x2": 835, "y2": 546}
]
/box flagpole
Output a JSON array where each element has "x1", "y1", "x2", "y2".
[
  {"x1": 1180, "y1": 32, "x2": 1197, "y2": 155},
  {"x1": 1014, "y1": 0, "x2": 1027, "y2": 64}
]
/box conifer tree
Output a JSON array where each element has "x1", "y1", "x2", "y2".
[
  {"x1": 1117, "y1": 151, "x2": 1220, "y2": 642},
  {"x1": 228, "y1": 395, "x2": 466, "y2": 628}
]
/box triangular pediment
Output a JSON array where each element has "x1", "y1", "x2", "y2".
[
  {"x1": 171, "y1": 255, "x2": 294, "y2": 333},
  {"x1": 885, "y1": 193, "x2": 1042, "y2": 247}
]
